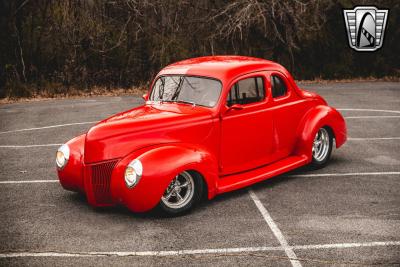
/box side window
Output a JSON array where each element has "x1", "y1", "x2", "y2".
[
  {"x1": 271, "y1": 75, "x2": 287, "y2": 98},
  {"x1": 227, "y1": 77, "x2": 265, "y2": 106}
]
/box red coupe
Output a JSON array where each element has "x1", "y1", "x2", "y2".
[{"x1": 56, "y1": 56, "x2": 347, "y2": 215}]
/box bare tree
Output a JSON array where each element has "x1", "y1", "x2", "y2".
[
  {"x1": 209, "y1": 0, "x2": 331, "y2": 69},
  {"x1": 1, "y1": 0, "x2": 398, "y2": 98}
]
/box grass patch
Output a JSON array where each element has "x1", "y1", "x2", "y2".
[
  {"x1": 1, "y1": 76, "x2": 398, "y2": 104},
  {"x1": 1, "y1": 84, "x2": 147, "y2": 104},
  {"x1": 297, "y1": 76, "x2": 400, "y2": 85}
]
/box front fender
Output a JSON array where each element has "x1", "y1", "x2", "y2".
[
  {"x1": 294, "y1": 105, "x2": 347, "y2": 161},
  {"x1": 57, "y1": 134, "x2": 85, "y2": 193},
  {"x1": 110, "y1": 144, "x2": 218, "y2": 212}
]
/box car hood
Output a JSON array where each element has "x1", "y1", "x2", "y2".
[{"x1": 84, "y1": 103, "x2": 214, "y2": 163}]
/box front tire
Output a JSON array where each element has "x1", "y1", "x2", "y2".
[
  {"x1": 158, "y1": 171, "x2": 203, "y2": 216},
  {"x1": 310, "y1": 127, "x2": 333, "y2": 169}
]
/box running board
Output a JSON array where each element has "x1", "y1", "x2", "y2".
[{"x1": 217, "y1": 155, "x2": 308, "y2": 194}]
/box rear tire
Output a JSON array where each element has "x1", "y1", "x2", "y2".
[
  {"x1": 157, "y1": 171, "x2": 203, "y2": 216},
  {"x1": 310, "y1": 127, "x2": 333, "y2": 169}
]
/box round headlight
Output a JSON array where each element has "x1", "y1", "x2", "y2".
[
  {"x1": 56, "y1": 144, "x2": 70, "y2": 170},
  {"x1": 124, "y1": 159, "x2": 143, "y2": 188}
]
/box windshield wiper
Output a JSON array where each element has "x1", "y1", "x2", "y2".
[{"x1": 163, "y1": 100, "x2": 196, "y2": 106}]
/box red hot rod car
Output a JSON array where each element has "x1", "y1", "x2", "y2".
[{"x1": 56, "y1": 56, "x2": 347, "y2": 215}]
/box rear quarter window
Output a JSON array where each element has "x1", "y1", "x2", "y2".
[{"x1": 271, "y1": 75, "x2": 287, "y2": 98}]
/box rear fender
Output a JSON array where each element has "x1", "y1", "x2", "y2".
[
  {"x1": 110, "y1": 144, "x2": 218, "y2": 212},
  {"x1": 294, "y1": 105, "x2": 347, "y2": 161}
]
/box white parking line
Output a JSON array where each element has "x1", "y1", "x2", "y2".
[
  {"x1": 292, "y1": 241, "x2": 400, "y2": 250},
  {"x1": 0, "y1": 144, "x2": 62, "y2": 148},
  {"x1": 1, "y1": 136, "x2": 399, "y2": 149},
  {"x1": 348, "y1": 137, "x2": 400, "y2": 141},
  {"x1": 290, "y1": 171, "x2": 400, "y2": 178},
  {"x1": 0, "y1": 121, "x2": 97, "y2": 135},
  {"x1": 1, "y1": 172, "x2": 398, "y2": 185},
  {"x1": 345, "y1": 115, "x2": 400, "y2": 119},
  {"x1": 0, "y1": 241, "x2": 398, "y2": 258},
  {"x1": 0, "y1": 108, "x2": 397, "y2": 137},
  {"x1": 248, "y1": 189, "x2": 302, "y2": 267},
  {"x1": 338, "y1": 108, "x2": 400, "y2": 114},
  {"x1": 0, "y1": 180, "x2": 58, "y2": 184}
]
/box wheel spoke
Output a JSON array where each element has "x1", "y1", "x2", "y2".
[
  {"x1": 164, "y1": 188, "x2": 175, "y2": 200},
  {"x1": 176, "y1": 182, "x2": 189, "y2": 189},
  {"x1": 175, "y1": 190, "x2": 183, "y2": 201}
]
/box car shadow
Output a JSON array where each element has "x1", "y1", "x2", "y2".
[
  {"x1": 63, "y1": 160, "x2": 343, "y2": 219},
  {"x1": 64, "y1": 191, "x2": 168, "y2": 219}
]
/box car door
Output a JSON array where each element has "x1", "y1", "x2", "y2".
[
  {"x1": 268, "y1": 71, "x2": 309, "y2": 159},
  {"x1": 220, "y1": 73, "x2": 277, "y2": 176}
]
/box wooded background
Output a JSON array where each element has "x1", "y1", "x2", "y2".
[{"x1": 1, "y1": 0, "x2": 399, "y2": 98}]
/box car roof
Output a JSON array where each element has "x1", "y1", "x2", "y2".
[{"x1": 157, "y1": 56, "x2": 292, "y2": 83}]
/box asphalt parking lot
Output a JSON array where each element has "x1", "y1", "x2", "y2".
[{"x1": 0, "y1": 81, "x2": 399, "y2": 266}]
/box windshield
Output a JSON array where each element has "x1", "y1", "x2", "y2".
[{"x1": 150, "y1": 76, "x2": 222, "y2": 107}]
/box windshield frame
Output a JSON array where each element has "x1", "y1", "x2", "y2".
[{"x1": 148, "y1": 74, "x2": 223, "y2": 108}]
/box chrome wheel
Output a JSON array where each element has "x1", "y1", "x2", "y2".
[
  {"x1": 161, "y1": 171, "x2": 195, "y2": 209},
  {"x1": 312, "y1": 128, "x2": 330, "y2": 162}
]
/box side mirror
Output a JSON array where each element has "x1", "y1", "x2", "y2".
[
  {"x1": 227, "y1": 104, "x2": 243, "y2": 111},
  {"x1": 142, "y1": 93, "x2": 148, "y2": 101}
]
